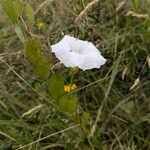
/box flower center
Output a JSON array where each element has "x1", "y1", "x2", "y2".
[
  {"x1": 69, "y1": 48, "x2": 82, "y2": 54},
  {"x1": 69, "y1": 41, "x2": 85, "y2": 54}
]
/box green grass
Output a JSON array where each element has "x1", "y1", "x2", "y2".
[{"x1": 0, "y1": 0, "x2": 150, "y2": 149}]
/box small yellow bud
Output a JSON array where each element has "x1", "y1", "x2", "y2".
[
  {"x1": 64, "y1": 85, "x2": 70, "y2": 93},
  {"x1": 71, "y1": 84, "x2": 77, "y2": 91},
  {"x1": 37, "y1": 22, "x2": 45, "y2": 29},
  {"x1": 64, "y1": 84, "x2": 77, "y2": 93}
]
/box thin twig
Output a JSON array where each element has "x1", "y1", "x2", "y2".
[
  {"x1": 126, "y1": 11, "x2": 148, "y2": 19},
  {"x1": 20, "y1": 16, "x2": 33, "y2": 39},
  {"x1": 88, "y1": 104, "x2": 103, "y2": 137},
  {"x1": 89, "y1": 55, "x2": 121, "y2": 137},
  {"x1": 2, "y1": 61, "x2": 57, "y2": 108},
  {"x1": 16, "y1": 124, "x2": 80, "y2": 150},
  {"x1": 0, "y1": 130, "x2": 17, "y2": 142},
  {"x1": 75, "y1": 0, "x2": 99, "y2": 22},
  {"x1": 72, "y1": 70, "x2": 110, "y2": 94},
  {"x1": 35, "y1": 0, "x2": 55, "y2": 14}
]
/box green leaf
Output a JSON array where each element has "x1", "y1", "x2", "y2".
[
  {"x1": 58, "y1": 95, "x2": 77, "y2": 114},
  {"x1": 25, "y1": 38, "x2": 43, "y2": 63},
  {"x1": 12, "y1": 0, "x2": 22, "y2": 21},
  {"x1": 34, "y1": 60, "x2": 51, "y2": 79},
  {"x1": 2, "y1": 1, "x2": 14, "y2": 22},
  {"x1": 25, "y1": 3, "x2": 35, "y2": 26},
  {"x1": 25, "y1": 38, "x2": 51, "y2": 78},
  {"x1": 14, "y1": 24, "x2": 25, "y2": 43},
  {"x1": 2, "y1": 0, "x2": 22, "y2": 23},
  {"x1": 48, "y1": 75, "x2": 65, "y2": 100}
]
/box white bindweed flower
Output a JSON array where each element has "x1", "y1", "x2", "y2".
[{"x1": 51, "y1": 35, "x2": 106, "y2": 71}]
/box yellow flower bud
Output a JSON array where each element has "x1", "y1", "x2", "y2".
[
  {"x1": 64, "y1": 84, "x2": 77, "y2": 93},
  {"x1": 71, "y1": 84, "x2": 77, "y2": 91},
  {"x1": 37, "y1": 22, "x2": 45, "y2": 29}
]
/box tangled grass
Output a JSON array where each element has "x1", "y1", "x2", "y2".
[{"x1": 0, "y1": 0, "x2": 150, "y2": 149}]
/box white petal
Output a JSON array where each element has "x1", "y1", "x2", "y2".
[
  {"x1": 51, "y1": 37, "x2": 70, "y2": 53},
  {"x1": 51, "y1": 35, "x2": 106, "y2": 70},
  {"x1": 77, "y1": 54, "x2": 106, "y2": 70}
]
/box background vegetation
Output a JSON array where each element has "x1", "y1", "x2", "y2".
[{"x1": 0, "y1": 0, "x2": 149, "y2": 149}]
